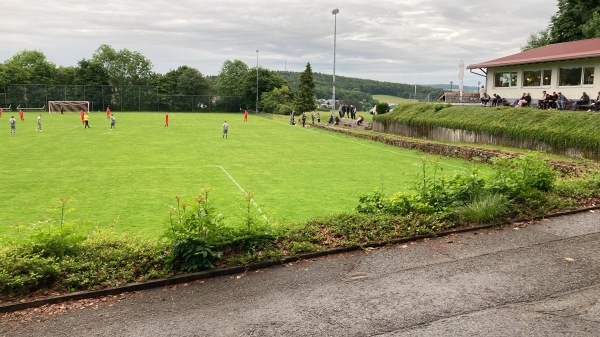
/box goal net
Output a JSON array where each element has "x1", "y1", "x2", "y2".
[{"x1": 48, "y1": 101, "x2": 90, "y2": 113}]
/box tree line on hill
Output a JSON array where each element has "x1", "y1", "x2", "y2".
[{"x1": 0, "y1": 44, "x2": 441, "y2": 113}]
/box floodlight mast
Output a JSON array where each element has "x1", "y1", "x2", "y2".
[
  {"x1": 256, "y1": 50, "x2": 259, "y2": 114},
  {"x1": 332, "y1": 8, "x2": 339, "y2": 117}
]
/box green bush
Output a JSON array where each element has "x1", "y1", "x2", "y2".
[
  {"x1": 458, "y1": 193, "x2": 510, "y2": 224},
  {"x1": 376, "y1": 102, "x2": 389, "y2": 115}
]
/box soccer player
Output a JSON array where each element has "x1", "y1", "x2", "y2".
[
  {"x1": 36, "y1": 114, "x2": 42, "y2": 131},
  {"x1": 243, "y1": 110, "x2": 248, "y2": 122},
  {"x1": 84, "y1": 113, "x2": 90, "y2": 128},
  {"x1": 165, "y1": 112, "x2": 169, "y2": 127},
  {"x1": 106, "y1": 106, "x2": 111, "y2": 119},
  {"x1": 80, "y1": 110, "x2": 85, "y2": 125},
  {"x1": 110, "y1": 114, "x2": 116, "y2": 129},
  {"x1": 0, "y1": 107, "x2": 3, "y2": 118},
  {"x1": 18, "y1": 110, "x2": 24, "y2": 121},
  {"x1": 9, "y1": 115, "x2": 16, "y2": 135},
  {"x1": 222, "y1": 120, "x2": 228, "y2": 138}
]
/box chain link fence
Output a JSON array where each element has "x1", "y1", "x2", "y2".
[{"x1": 0, "y1": 84, "x2": 240, "y2": 112}]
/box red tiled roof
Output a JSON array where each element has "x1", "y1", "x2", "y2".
[{"x1": 467, "y1": 38, "x2": 600, "y2": 69}]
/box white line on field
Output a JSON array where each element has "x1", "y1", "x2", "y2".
[{"x1": 215, "y1": 165, "x2": 268, "y2": 220}]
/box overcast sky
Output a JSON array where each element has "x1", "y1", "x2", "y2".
[{"x1": 2, "y1": 0, "x2": 558, "y2": 87}]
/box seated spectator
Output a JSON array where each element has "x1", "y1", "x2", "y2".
[
  {"x1": 517, "y1": 93, "x2": 531, "y2": 107},
  {"x1": 334, "y1": 116, "x2": 340, "y2": 125},
  {"x1": 327, "y1": 114, "x2": 334, "y2": 124},
  {"x1": 589, "y1": 91, "x2": 600, "y2": 112},
  {"x1": 547, "y1": 92, "x2": 558, "y2": 110},
  {"x1": 514, "y1": 93, "x2": 526, "y2": 107},
  {"x1": 491, "y1": 94, "x2": 502, "y2": 106},
  {"x1": 572, "y1": 91, "x2": 590, "y2": 110},
  {"x1": 537, "y1": 91, "x2": 548, "y2": 109},
  {"x1": 481, "y1": 93, "x2": 490, "y2": 106},
  {"x1": 556, "y1": 92, "x2": 568, "y2": 110},
  {"x1": 356, "y1": 115, "x2": 364, "y2": 126}
]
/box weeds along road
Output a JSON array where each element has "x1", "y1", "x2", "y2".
[{"x1": 2, "y1": 211, "x2": 600, "y2": 336}]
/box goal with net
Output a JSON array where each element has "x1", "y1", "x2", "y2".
[{"x1": 48, "y1": 101, "x2": 90, "y2": 113}]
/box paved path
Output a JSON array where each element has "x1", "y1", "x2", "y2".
[{"x1": 2, "y1": 211, "x2": 599, "y2": 336}]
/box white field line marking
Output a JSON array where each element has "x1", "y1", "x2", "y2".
[{"x1": 216, "y1": 165, "x2": 268, "y2": 221}]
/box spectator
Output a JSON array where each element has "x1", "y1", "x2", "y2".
[
  {"x1": 481, "y1": 93, "x2": 490, "y2": 106},
  {"x1": 517, "y1": 93, "x2": 531, "y2": 107},
  {"x1": 356, "y1": 115, "x2": 364, "y2": 126},
  {"x1": 572, "y1": 92, "x2": 590, "y2": 110},
  {"x1": 556, "y1": 92, "x2": 568, "y2": 110},
  {"x1": 547, "y1": 92, "x2": 558, "y2": 110},
  {"x1": 537, "y1": 91, "x2": 548, "y2": 109},
  {"x1": 479, "y1": 85, "x2": 486, "y2": 102},
  {"x1": 491, "y1": 94, "x2": 502, "y2": 107},
  {"x1": 589, "y1": 91, "x2": 600, "y2": 112},
  {"x1": 514, "y1": 93, "x2": 526, "y2": 107}
]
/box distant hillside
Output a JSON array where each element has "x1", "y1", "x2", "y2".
[
  {"x1": 276, "y1": 71, "x2": 443, "y2": 100},
  {"x1": 429, "y1": 84, "x2": 478, "y2": 92}
]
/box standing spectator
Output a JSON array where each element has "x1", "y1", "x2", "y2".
[
  {"x1": 84, "y1": 113, "x2": 90, "y2": 128},
  {"x1": 301, "y1": 112, "x2": 307, "y2": 127},
  {"x1": 556, "y1": 92, "x2": 568, "y2": 110},
  {"x1": 289, "y1": 111, "x2": 295, "y2": 125},
  {"x1": 311, "y1": 112, "x2": 315, "y2": 125},
  {"x1": 572, "y1": 92, "x2": 590, "y2": 110},
  {"x1": 36, "y1": 114, "x2": 42, "y2": 131},
  {"x1": 106, "y1": 106, "x2": 111, "y2": 119},
  {"x1": 110, "y1": 114, "x2": 116, "y2": 129},
  {"x1": 317, "y1": 113, "x2": 321, "y2": 124},
  {"x1": 18, "y1": 109, "x2": 24, "y2": 121},
  {"x1": 165, "y1": 112, "x2": 169, "y2": 127},
  {"x1": 222, "y1": 120, "x2": 228, "y2": 138},
  {"x1": 589, "y1": 91, "x2": 600, "y2": 112},
  {"x1": 9, "y1": 115, "x2": 16, "y2": 135}
]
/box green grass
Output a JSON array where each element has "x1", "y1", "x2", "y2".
[
  {"x1": 372, "y1": 95, "x2": 417, "y2": 105},
  {"x1": 0, "y1": 112, "x2": 484, "y2": 238}
]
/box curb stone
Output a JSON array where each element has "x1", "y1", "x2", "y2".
[{"x1": 1, "y1": 205, "x2": 598, "y2": 314}]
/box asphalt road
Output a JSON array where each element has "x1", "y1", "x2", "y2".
[{"x1": 2, "y1": 211, "x2": 599, "y2": 336}]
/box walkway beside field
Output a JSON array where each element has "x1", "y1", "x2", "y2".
[{"x1": 2, "y1": 211, "x2": 599, "y2": 336}]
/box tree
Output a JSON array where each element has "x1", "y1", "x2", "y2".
[
  {"x1": 174, "y1": 66, "x2": 211, "y2": 95},
  {"x1": 260, "y1": 85, "x2": 294, "y2": 114},
  {"x1": 294, "y1": 63, "x2": 317, "y2": 113},
  {"x1": 522, "y1": 0, "x2": 600, "y2": 49},
  {"x1": 91, "y1": 44, "x2": 154, "y2": 86},
  {"x1": 2, "y1": 50, "x2": 57, "y2": 84},
  {"x1": 240, "y1": 68, "x2": 288, "y2": 110},
  {"x1": 75, "y1": 59, "x2": 110, "y2": 85},
  {"x1": 215, "y1": 59, "x2": 249, "y2": 97}
]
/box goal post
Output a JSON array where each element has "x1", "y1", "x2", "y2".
[{"x1": 48, "y1": 101, "x2": 90, "y2": 113}]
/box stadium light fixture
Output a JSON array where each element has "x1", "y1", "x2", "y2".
[
  {"x1": 256, "y1": 50, "x2": 259, "y2": 114},
  {"x1": 332, "y1": 8, "x2": 339, "y2": 116}
]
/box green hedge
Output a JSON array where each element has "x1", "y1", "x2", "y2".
[{"x1": 374, "y1": 103, "x2": 600, "y2": 153}]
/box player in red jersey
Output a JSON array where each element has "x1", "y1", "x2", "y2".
[
  {"x1": 106, "y1": 106, "x2": 111, "y2": 119},
  {"x1": 165, "y1": 112, "x2": 169, "y2": 127},
  {"x1": 80, "y1": 110, "x2": 85, "y2": 125},
  {"x1": 18, "y1": 110, "x2": 24, "y2": 121}
]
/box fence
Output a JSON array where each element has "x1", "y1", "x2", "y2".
[{"x1": 0, "y1": 84, "x2": 241, "y2": 112}]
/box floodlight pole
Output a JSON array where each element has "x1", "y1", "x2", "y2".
[
  {"x1": 256, "y1": 50, "x2": 259, "y2": 114},
  {"x1": 332, "y1": 8, "x2": 339, "y2": 117}
]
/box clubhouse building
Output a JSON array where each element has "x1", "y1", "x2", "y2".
[{"x1": 468, "y1": 38, "x2": 600, "y2": 101}]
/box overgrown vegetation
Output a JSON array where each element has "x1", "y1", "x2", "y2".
[
  {"x1": 374, "y1": 103, "x2": 600, "y2": 155},
  {"x1": 2, "y1": 155, "x2": 598, "y2": 302}
]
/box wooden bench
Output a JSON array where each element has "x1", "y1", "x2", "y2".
[{"x1": 16, "y1": 105, "x2": 45, "y2": 112}]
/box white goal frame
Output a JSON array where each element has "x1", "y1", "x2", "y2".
[{"x1": 48, "y1": 101, "x2": 90, "y2": 113}]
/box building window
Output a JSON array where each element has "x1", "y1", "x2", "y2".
[
  {"x1": 494, "y1": 72, "x2": 517, "y2": 87},
  {"x1": 523, "y1": 69, "x2": 552, "y2": 87},
  {"x1": 559, "y1": 67, "x2": 595, "y2": 86}
]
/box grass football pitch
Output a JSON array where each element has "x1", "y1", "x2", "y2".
[{"x1": 0, "y1": 112, "x2": 483, "y2": 238}]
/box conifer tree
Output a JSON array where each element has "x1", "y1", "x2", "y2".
[{"x1": 294, "y1": 63, "x2": 317, "y2": 113}]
